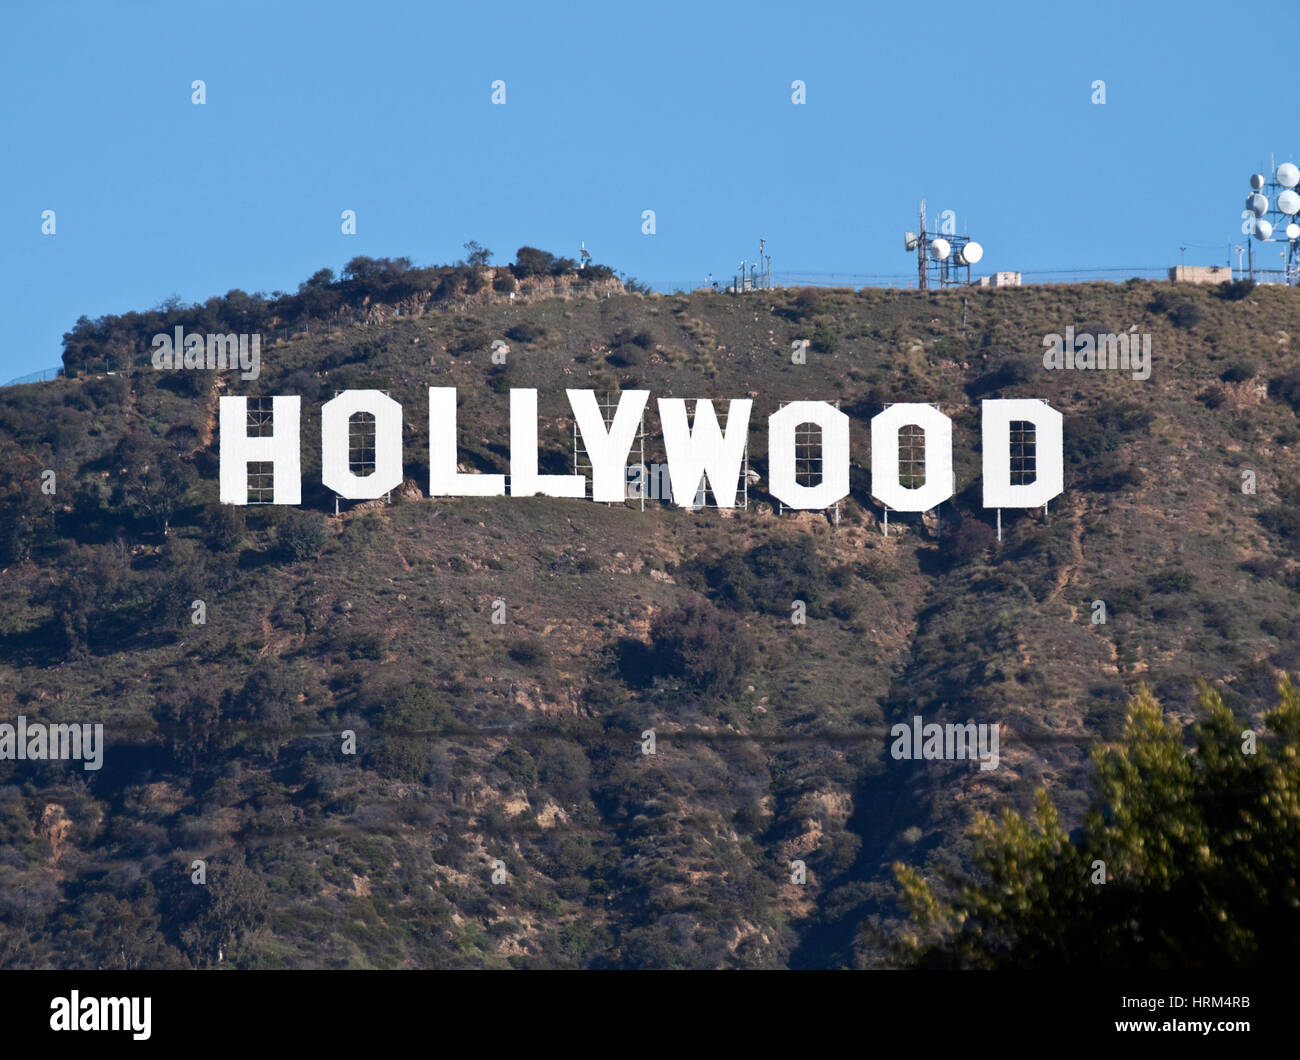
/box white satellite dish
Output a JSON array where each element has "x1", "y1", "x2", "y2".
[
  {"x1": 1248, "y1": 193, "x2": 1269, "y2": 217},
  {"x1": 1279, "y1": 189, "x2": 1300, "y2": 215},
  {"x1": 1251, "y1": 173, "x2": 1266, "y2": 191},
  {"x1": 904, "y1": 231, "x2": 919, "y2": 251},
  {"x1": 1288, "y1": 223, "x2": 1300, "y2": 240},
  {"x1": 1277, "y1": 162, "x2": 1300, "y2": 189},
  {"x1": 1254, "y1": 218, "x2": 1274, "y2": 240},
  {"x1": 929, "y1": 237, "x2": 950, "y2": 261},
  {"x1": 958, "y1": 240, "x2": 984, "y2": 265}
]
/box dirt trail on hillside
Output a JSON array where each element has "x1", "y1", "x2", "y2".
[
  {"x1": 198, "y1": 378, "x2": 224, "y2": 450},
  {"x1": 1047, "y1": 494, "x2": 1120, "y2": 670},
  {"x1": 1048, "y1": 494, "x2": 1088, "y2": 613}
]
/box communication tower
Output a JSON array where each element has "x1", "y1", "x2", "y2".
[
  {"x1": 904, "y1": 199, "x2": 984, "y2": 288},
  {"x1": 1241, "y1": 160, "x2": 1300, "y2": 284}
]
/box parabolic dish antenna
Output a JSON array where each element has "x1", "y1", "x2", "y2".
[
  {"x1": 1288, "y1": 223, "x2": 1300, "y2": 241},
  {"x1": 929, "y1": 238, "x2": 950, "y2": 261},
  {"x1": 1254, "y1": 218, "x2": 1274, "y2": 240},
  {"x1": 1248, "y1": 193, "x2": 1269, "y2": 216},
  {"x1": 1278, "y1": 189, "x2": 1300, "y2": 215},
  {"x1": 1251, "y1": 173, "x2": 1266, "y2": 190},
  {"x1": 1278, "y1": 162, "x2": 1300, "y2": 189},
  {"x1": 957, "y1": 241, "x2": 983, "y2": 265}
]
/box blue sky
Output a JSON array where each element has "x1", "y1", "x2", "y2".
[{"x1": 1, "y1": 0, "x2": 1293, "y2": 380}]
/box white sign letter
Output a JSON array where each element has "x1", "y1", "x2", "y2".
[
  {"x1": 321, "y1": 390, "x2": 403, "y2": 499},
  {"x1": 768, "y1": 401, "x2": 850, "y2": 510},
  {"x1": 568, "y1": 389, "x2": 650, "y2": 502},
  {"x1": 871, "y1": 403, "x2": 954, "y2": 512},
  {"x1": 982, "y1": 399, "x2": 1064, "y2": 509},
  {"x1": 656, "y1": 399, "x2": 752, "y2": 508},
  {"x1": 428, "y1": 387, "x2": 506, "y2": 496},
  {"x1": 219, "y1": 396, "x2": 301, "y2": 505},
  {"x1": 510, "y1": 389, "x2": 584, "y2": 497}
]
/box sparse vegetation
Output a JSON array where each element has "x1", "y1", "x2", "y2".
[{"x1": 4, "y1": 274, "x2": 1300, "y2": 970}]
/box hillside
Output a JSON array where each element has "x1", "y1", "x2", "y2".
[{"x1": 2, "y1": 271, "x2": 1300, "y2": 968}]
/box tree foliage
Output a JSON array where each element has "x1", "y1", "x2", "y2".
[
  {"x1": 277, "y1": 509, "x2": 327, "y2": 561},
  {"x1": 111, "y1": 432, "x2": 198, "y2": 536},
  {"x1": 891, "y1": 679, "x2": 1300, "y2": 969},
  {"x1": 650, "y1": 596, "x2": 753, "y2": 695}
]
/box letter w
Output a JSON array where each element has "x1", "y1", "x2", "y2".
[{"x1": 656, "y1": 398, "x2": 752, "y2": 508}]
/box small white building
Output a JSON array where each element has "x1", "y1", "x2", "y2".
[
  {"x1": 1168, "y1": 265, "x2": 1231, "y2": 284},
  {"x1": 978, "y1": 272, "x2": 1021, "y2": 287}
]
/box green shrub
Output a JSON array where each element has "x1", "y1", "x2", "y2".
[
  {"x1": 688, "y1": 535, "x2": 830, "y2": 615},
  {"x1": 608, "y1": 344, "x2": 644, "y2": 367},
  {"x1": 650, "y1": 596, "x2": 753, "y2": 695},
  {"x1": 494, "y1": 746, "x2": 539, "y2": 788},
  {"x1": 811, "y1": 321, "x2": 837, "y2": 355},
  {"x1": 1220, "y1": 359, "x2": 1257, "y2": 383},
  {"x1": 1170, "y1": 301, "x2": 1204, "y2": 329},
  {"x1": 344, "y1": 630, "x2": 384, "y2": 660},
  {"x1": 505, "y1": 322, "x2": 544, "y2": 344},
  {"x1": 1268, "y1": 366, "x2": 1300, "y2": 412},
  {"x1": 278, "y1": 509, "x2": 328, "y2": 561},
  {"x1": 941, "y1": 518, "x2": 997, "y2": 565},
  {"x1": 203, "y1": 503, "x2": 246, "y2": 550},
  {"x1": 1216, "y1": 279, "x2": 1255, "y2": 301},
  {"x1": 1149, "y1": 568, "x2": 1196, "y2": 593},
  {"x1": 340, "y1": 511, "x2": 381, "y2": 550},
  {"x1": 508, "y1": 638, "x2": 546, "y2": 667}
]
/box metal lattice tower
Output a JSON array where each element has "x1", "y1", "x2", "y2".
[
  {"x1": 908, "y1": 199, "x2": 984, "y2": 288},
  {"x1": 1244, "y1": 160, "x2": 1300, "y2": 285}
]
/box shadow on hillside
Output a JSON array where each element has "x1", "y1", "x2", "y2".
[
  {"x1": 237, "y1": 547, "x2": 280, "y2": 572},
  {"x1": 615, "y1": 638, "x2": 658, "y2": 688},
  {"x1": 0, "y1": 619, "x2": 70, "y2": 668}
]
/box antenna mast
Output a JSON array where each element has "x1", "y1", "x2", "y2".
[{"x1": 917, "y1": 200, "x2": 928, "y2": 289}]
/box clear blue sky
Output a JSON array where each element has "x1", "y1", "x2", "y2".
[{"x1": 1, "y1": 0, "x2": 1293, "y2": 380}]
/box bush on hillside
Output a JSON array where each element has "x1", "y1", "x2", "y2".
[
  {"x1": 277, "y1": 509, "x2": 327, "y2": 561},
  {"x1": 650, "y1": 596, "x2": 753, "y2": 695}
]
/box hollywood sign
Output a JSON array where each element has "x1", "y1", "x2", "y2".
[{"x1": 217, "y1": 389, "x2": 1063, "y2": 512}]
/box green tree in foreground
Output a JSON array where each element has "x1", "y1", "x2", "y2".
[{"x1": 891, "y1": 679, "x2": 1300, "y2": 969}]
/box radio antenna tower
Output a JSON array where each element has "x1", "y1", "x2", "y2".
[
  {"x1": 904, "y1": 198, "x2": 985, "y2": 288},
  {"x1": 917, "y1": 200, "x2": 927, "y2": 289}
]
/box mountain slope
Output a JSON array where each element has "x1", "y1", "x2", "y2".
[{"x1": 2, "y1": 276, "x2": 1298, "y2": 968}]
